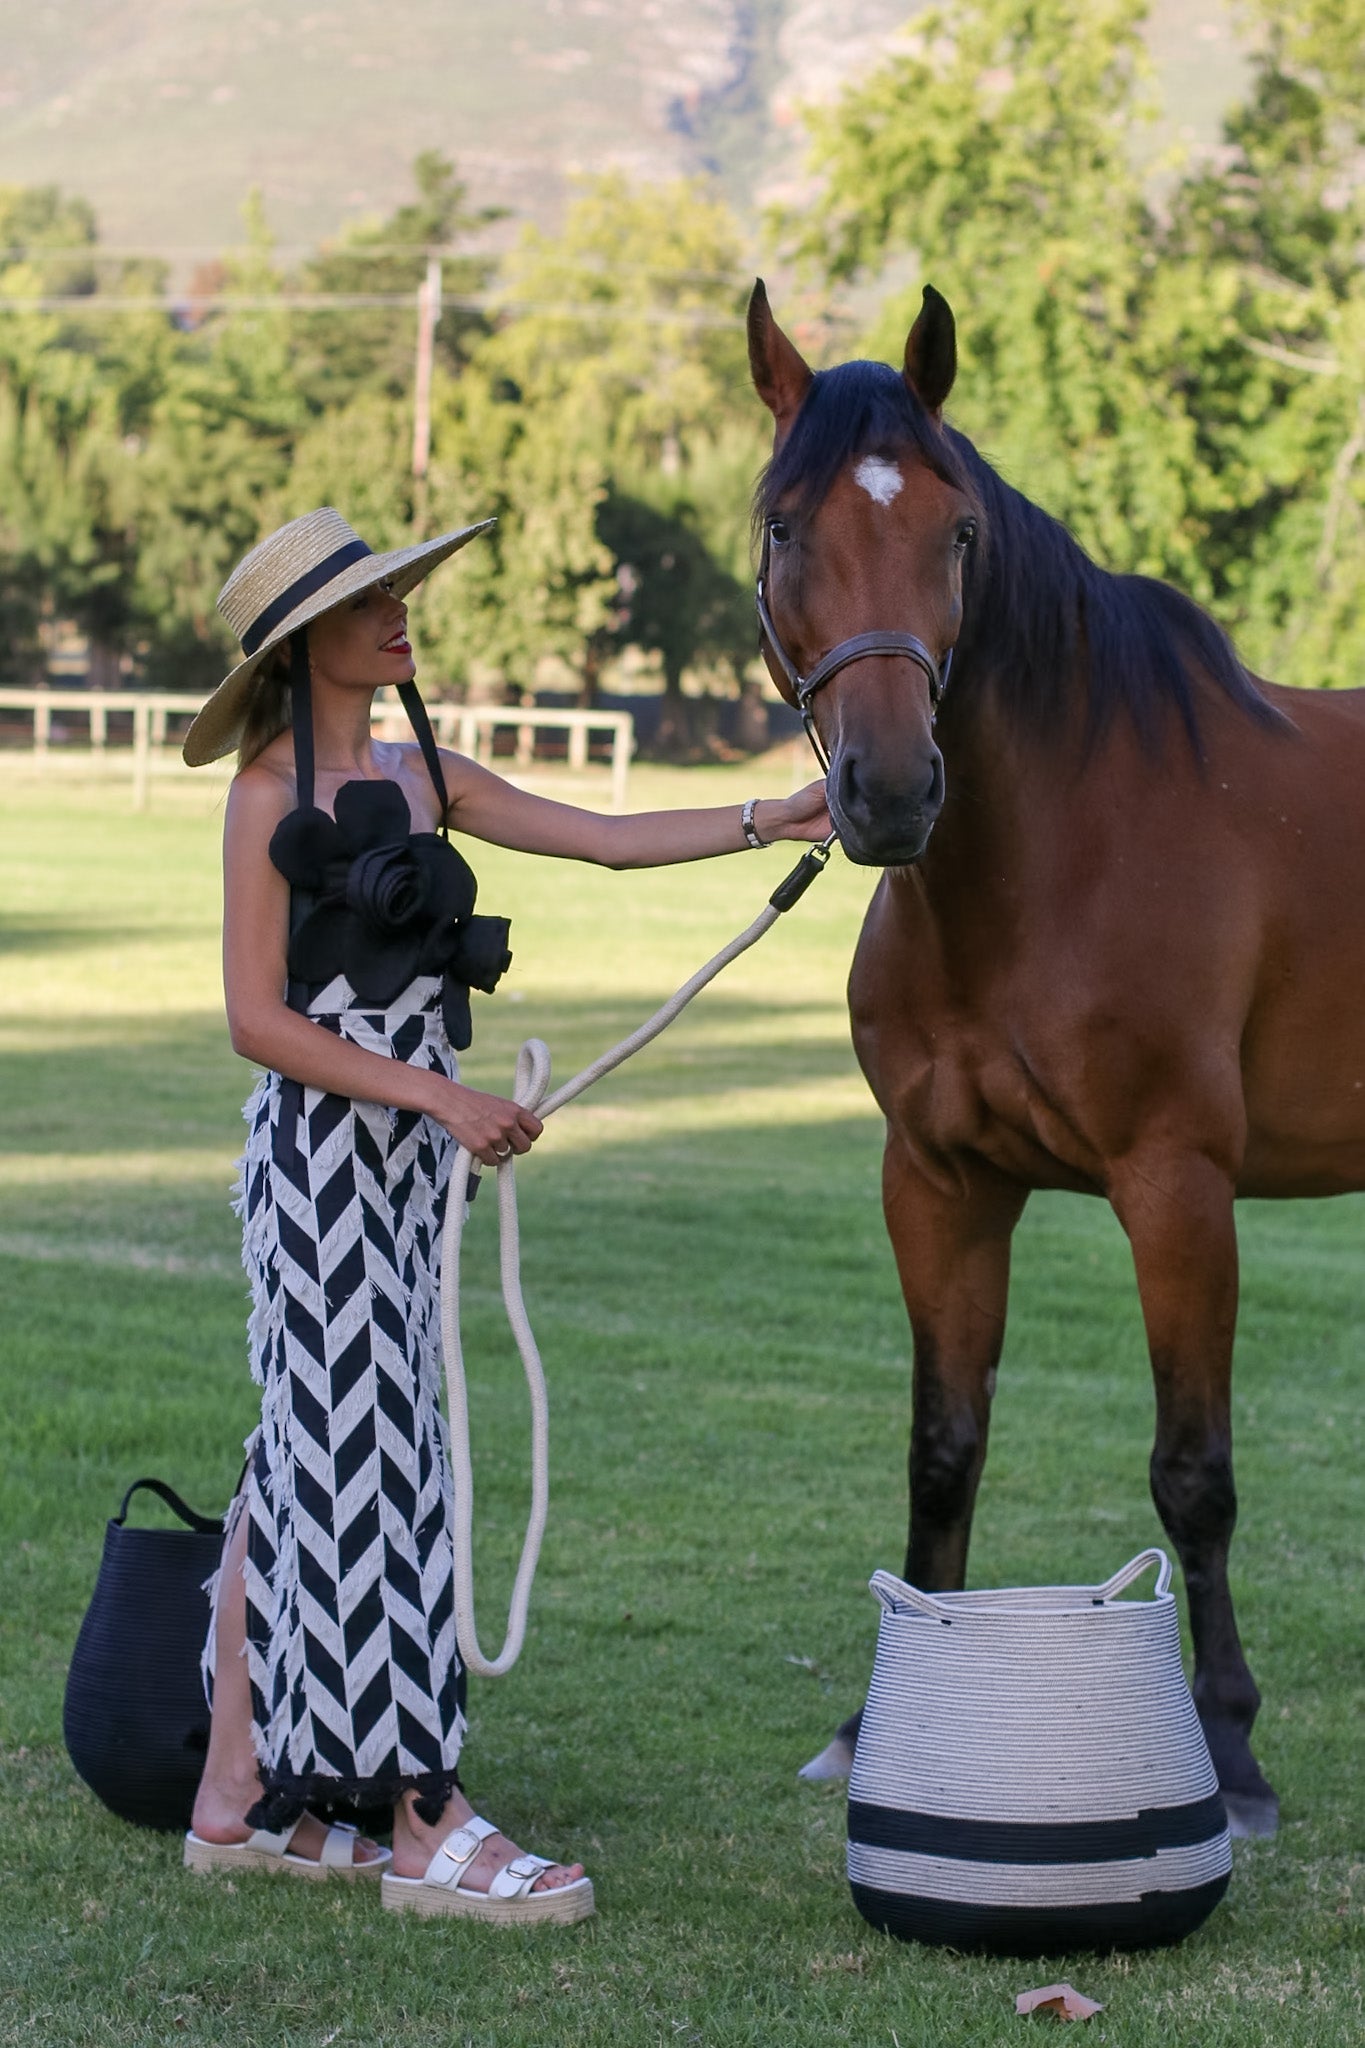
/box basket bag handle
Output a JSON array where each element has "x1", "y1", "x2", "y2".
[
  {"x1": 870, "y1": 1571, "x2": 955, "y2": 1623},
  {"x1": 1091, "y1": 1547, "x2": 1172, "y2": 1601},
  {"x1": 114, "y1": 1478, "x2": 225, "y2": 1537},
  {"x1": 870, "y1": 1547, "x2": 1172, "y2": 1622}
]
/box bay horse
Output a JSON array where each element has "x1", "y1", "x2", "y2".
[{"x1": 748, "y1": 280, "x2": 1365, "y2": 1837}]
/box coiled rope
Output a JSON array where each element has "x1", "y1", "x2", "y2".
[{"x1": 439, "y1": 839, "x2": 833, "y2": 1676}]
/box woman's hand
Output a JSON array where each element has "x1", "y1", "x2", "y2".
[
  {"x1": 423, "y1": 1077, "x2": 543, "y2": 1165},
  {"x1": 753, "y1": 779, "x2": 832, "y2": 845}
]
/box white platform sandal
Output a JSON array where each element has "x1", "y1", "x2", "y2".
[
  {"x1": 184, "y1": 1817, "x2": 390, "y2": 1880},
  {"x1": 380, "y1": 1815, "x2": 595, "y2": 1924}
]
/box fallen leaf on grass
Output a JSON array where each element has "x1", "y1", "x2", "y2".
[{"x1": 1016, "y1": 1983, "x2": 1104, "y2": 2021}]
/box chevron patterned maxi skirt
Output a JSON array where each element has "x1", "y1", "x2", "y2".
[{"x1": 222, "y1": 973, "x2": 466, "y2": 1827}]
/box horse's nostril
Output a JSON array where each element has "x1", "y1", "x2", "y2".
[
  {"x1": 837, "y1": 752, "x2": 862, "y2": 815},
  {"x1": 926, "y1": 749, "x2": 944, "y2": 812}
]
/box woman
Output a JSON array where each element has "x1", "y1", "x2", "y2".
[{"x1": 180, "y1": 508, "x2": 830, "y2": 1924}]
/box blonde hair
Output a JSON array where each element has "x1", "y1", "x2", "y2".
[{"x1": 236, "y1": 645, "x2": 294, "y2": 772}]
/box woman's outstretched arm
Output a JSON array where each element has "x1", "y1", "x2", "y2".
[
  {"x1": 443, "y1": 754, "x2": 830, "y2": 867},
  {"x1": 222, "y1": 767, "x2": 542, "y2": 1164}
]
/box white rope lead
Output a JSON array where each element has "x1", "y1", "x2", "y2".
[{"x1": 439, "y1": 897, "x2": 791, "y2": 1677}]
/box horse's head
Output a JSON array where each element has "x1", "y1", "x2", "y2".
[{"x1": 749, "y1": 282, "x2": 977, "y2": 867}]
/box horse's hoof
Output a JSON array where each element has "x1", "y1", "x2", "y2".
[
  {"x1": 1222, "y1": 1789, "x2": 1279, "y2": 1838},
  {"x1": 798, "y1": 1734, "x2": 856, "y2": 1782}
]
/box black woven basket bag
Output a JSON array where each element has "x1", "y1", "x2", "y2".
[{"x1": 63, "y1": 1477, "x2": 225, "y2": 1832}]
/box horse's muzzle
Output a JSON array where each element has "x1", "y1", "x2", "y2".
[{"x1": 828, "y1": 741, "x2": 945, "y2": 867}]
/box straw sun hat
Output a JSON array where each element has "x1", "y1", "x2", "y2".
[{"x1": 181, "y1": 506, "x2": 494, "y2": 766}]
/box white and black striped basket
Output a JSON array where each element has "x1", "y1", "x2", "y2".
[{"x1": 847, "y1": 1549, "x2": 1232, "y2": 1955}]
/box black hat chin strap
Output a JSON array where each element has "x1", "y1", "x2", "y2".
[
  {"x1": 397, "y1": 679, "x2": 451, "y2": 836},
  {"x1": 288, "y1": 631, "x2": 315, "y2": 812},
  {"x1": 288, "y1": 628, "x2": 449, "y2": 832}
]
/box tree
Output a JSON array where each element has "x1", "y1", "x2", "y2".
[
  {"x1": 0, "y1": 184, "x2": 98, "y2": 297},
  {"x1": 479, "y1": 172, "x2": 769, "y2": 744},
  {"x1": 0, "y1": 185, "x2": 174, "y2": 677},
  {"x1": 791, "y1": 0, "x2": 1216, "y2": 590},
  {"x1": 487, "y1": 171, "x2": 755, "y2": 470},
  {"x1": 0, "y1": 362, "x2": 132, "y2": 681},
  {"x1": 789, "y1": 0, "x2": 1365, "y2": 687},
  {"x1": 415, "y1": 366, "x2": 615, "y2": 698},
  {"x1": 121, "y1": 194, "x2": 303, "y2": 688},
  {"x1": 1160, "y1": 0, "x2": 1365, "y2": 685},
  {"x1": 290, "y1": 152, "x2": 501, "y2": 413},
  {"x1": 585, "y1": 436, "x2": 765, "y2": 757}
]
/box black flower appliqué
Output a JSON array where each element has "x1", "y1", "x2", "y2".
[{"x1": 269, "y1": 779, "x2": 512, "y2": 1049}]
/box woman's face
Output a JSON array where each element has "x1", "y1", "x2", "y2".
[{"x1": 308, "y1": 578, "x2": 415, "y2": 689}]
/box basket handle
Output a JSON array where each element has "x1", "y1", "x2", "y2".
[
  {"x1": 114, "y1": 1477, "x2": 224, "y2": 1536},
  {"x1": 1092, "y1": 1547, "x2": 1172, "y2": 1603},
  {"x1": 870, "y1": 1569, "x2": 954, "y2": 1623}
]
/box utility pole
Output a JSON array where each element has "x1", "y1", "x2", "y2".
[{"x1": 411, "y1": 252, "x2": 442, "y2": 487}]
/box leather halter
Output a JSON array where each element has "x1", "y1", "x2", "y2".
[{"x1": 755, "y1": 523, "x2": 952, "y2": 773}]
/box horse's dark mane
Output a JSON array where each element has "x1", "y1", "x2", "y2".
[
  {"x1": 756, "y1": 358, "x2": 973, "y2": 528},
  {"x1": 756, "y1": 358, "x2": 1284, "y2": 752}
]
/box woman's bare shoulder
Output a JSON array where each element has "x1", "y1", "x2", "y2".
[
  {"x1": 225, "y1": 748, "x2": 296, "y2": 840},
  {"x1": 435, "y1": 740, "x2": 487, "y2": 802}
]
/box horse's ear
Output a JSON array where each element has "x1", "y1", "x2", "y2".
[
  {"x1": 748, "y1": 279, "x2": 813, "y2": 432},
  {"x1": 904, "y1": 284, "x2": 957, "y2": 419}
]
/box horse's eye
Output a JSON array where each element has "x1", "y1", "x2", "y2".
[
  {"x1": 955, "y1": 519, "x2": 978, "y2": 552},
  {"x1": 768, "y1": 518, "x2": 791, "y2": 548}
]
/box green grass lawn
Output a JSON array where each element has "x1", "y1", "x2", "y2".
[{"x1": 0, "y1": 768, "x2": 1360, "y2": 2047}]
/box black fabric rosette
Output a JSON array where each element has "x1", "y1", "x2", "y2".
[{"x1": 269, "y1": 779, "x2": 511, "y2": 1049}]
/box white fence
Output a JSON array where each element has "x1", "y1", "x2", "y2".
[
  {"x1": 0, "y1": 689, "x2": 634, "y2": 813},
  {"x1": 372, "y1": 695, "x2": 633, "y2": 813}
]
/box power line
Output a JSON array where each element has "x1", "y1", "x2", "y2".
[
  {"x1": 0, "y1": 244, "x2": 754, "y2": 285},
  {"x1": 0, "y1": 293, "x2": 435, "y2": 311},
  {"x1": 0, "y1": 292, "x2": 747, "y2": 325}
]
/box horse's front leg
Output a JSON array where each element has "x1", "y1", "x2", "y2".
[
  {"x1": 1110, "y1": 1151, "x2": 1277, "y2": 1837},
  {"x1": 800, "y1": 1136, "x2": 1025, "y2": 1779}
]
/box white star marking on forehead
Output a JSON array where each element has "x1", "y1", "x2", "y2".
[{"x1": 853, "y1": 455, "x2": 904, "y2": 506}]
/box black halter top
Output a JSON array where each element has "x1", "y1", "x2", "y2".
[{"x1": 265, "y1": 645, "x2": 512, "y2": 1164}]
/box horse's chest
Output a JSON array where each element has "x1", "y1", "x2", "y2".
[{"x1": 862, "y1": 1026, "x2": 1101, "y2": 1192}]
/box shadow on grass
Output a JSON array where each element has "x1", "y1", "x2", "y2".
[
  {"x1": 0, "y1": 916, "x2": 151, "y2": 958},
  {"x1": 0, "y1": 994, "x2": 867, "y2": 1164}
]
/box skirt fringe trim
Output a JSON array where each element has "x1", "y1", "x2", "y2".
[{"x1": 246, "y1": 1766, "x2": 464, "y2": 1833}]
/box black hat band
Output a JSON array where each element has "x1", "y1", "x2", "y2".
[{"x1": 240, "y1": 537, "x2": 374, "y2": 656}]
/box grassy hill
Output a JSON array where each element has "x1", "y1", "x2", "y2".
[{"x1": 0, "y1": 0, "x2": 1247, "y2": 261}]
